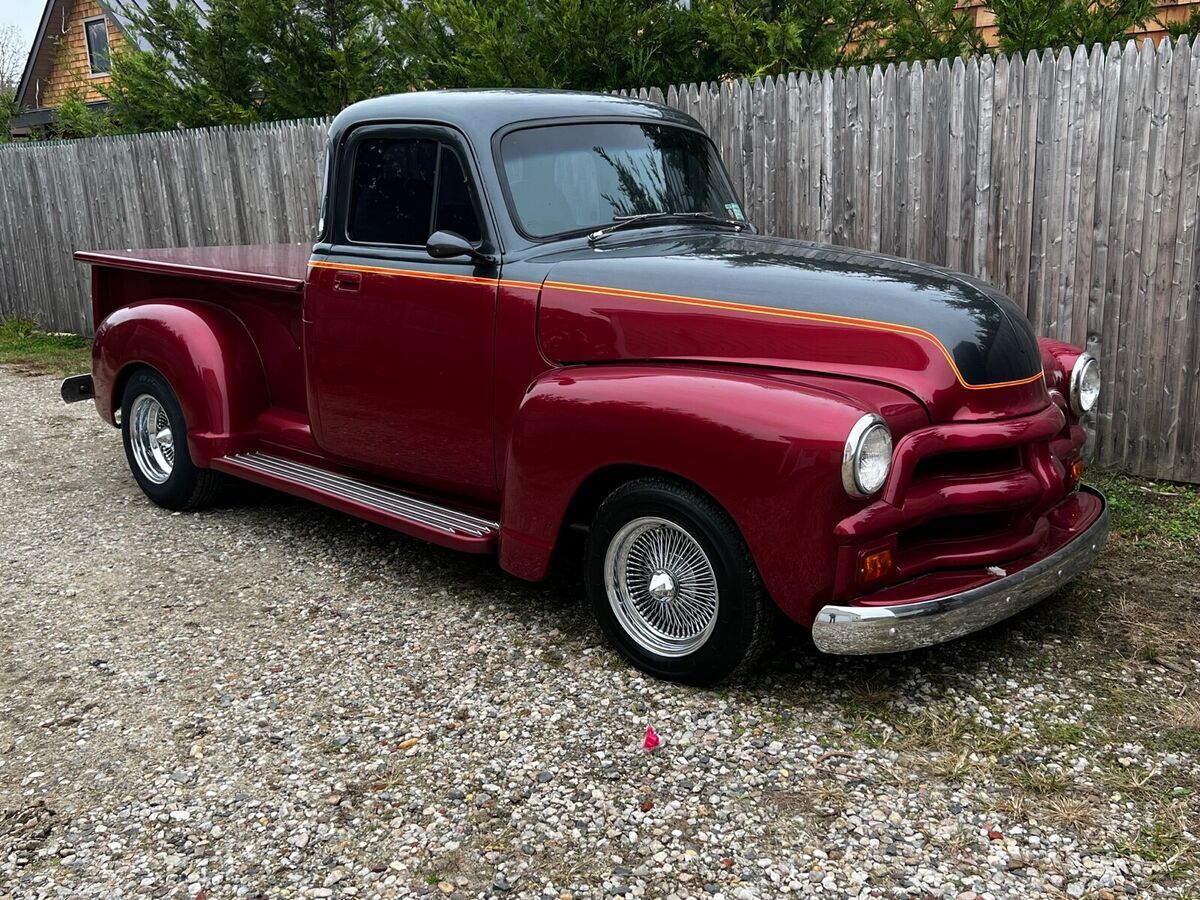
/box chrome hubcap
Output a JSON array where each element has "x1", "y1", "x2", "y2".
[
  {"x1": 648, "y1": 570, "x2": 676, "y2": 601},
  {"x1": 129, "y1": 394, "x2": 174, "y2": 484},
  {"x1": 604, "y1": 516, "x2": 719, "y2": 657}
]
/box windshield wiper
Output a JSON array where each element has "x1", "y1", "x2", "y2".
[{"x1": 587, "y1": 211, "x2": 746, "y2": 243}]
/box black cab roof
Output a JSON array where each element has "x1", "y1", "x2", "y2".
[{"x1": 327, "y1": 89, "x2": 703, "y2": 148}]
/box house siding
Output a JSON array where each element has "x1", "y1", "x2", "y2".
[{"x1": 34, "y1": 0, "x2": 126, "y2": 109}]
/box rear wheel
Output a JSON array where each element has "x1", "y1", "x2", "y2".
[
  {"x1": 121, "y1": 369, "x2": 221, "y2": 510},
  {"x1": 584, "y1": 478, "x2": 773, "y2": 685}
]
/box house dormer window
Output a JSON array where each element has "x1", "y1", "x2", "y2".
[{"x1": 84, "y1": 17, "x2": 110, "y2": 76}]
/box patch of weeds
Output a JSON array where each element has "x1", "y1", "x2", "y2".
[
  {"x1": 764, "y1": 708, "x2": 793, "y2": 729},
  {"x1": 926, "y1": 748, "x2": 982, "y2": 781},
  {"x1": 840, "y1": 700, "x2": 1021, "y2": 783},
  {"x1": 1037, "y1": 796, "x2": 1096, "y2": 833},
  {"x1": 1038, "y1": 722, "x2": 1088, "y2": 746},
  {"x1": 1169, "y1": 700, "x2": 1200, "y2": 731},
  {"x1": 1156, "y1": 726, "x2": 1200, "y2": 755},
  {"x1": 1019, "y1": 472, "x2": 1200, "y2": 667},
  {"x1": 937, "y1": 825, "x2": 978, "y2": 856},
  {"x1": 892, "y1": 706, "x2": 1019, "y2": 756},
  {"x1": 1113, "y1": 804, "x2": 1198, "y2": 879},
  {"x1": 1092, "y1": 692, "x2": 1200, "y2": 759},
  {"x1": 1095, "y1": 757, "x2": 1177, "y2": 802},
  {"x1": 846, "y1": 677, "x2": 902, "y2": 709},
  {"x1": 1090, "y1": 470, "x2": 1200, "y2": 563},
  {"x1": 0, "y1": 317, "x2": 91, "y2": 376},
  {"x1": 987, "y1": 793, "x2": 1030, "y2": 821},
  {"x1": 1001, "y1": 764, "x2": 1074, "y2": 796}
]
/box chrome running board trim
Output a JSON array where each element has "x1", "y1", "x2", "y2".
[{"x1": 222, "y1": 451, "x2": 499, "y2": 538}]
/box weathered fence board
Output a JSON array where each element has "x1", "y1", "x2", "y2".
[
  {"x1": 0, "y1": 119, "x2": 330, "y2": 336},
  {"x1": 2, "y1": 40, "x2": 1199, "y2": 482}
]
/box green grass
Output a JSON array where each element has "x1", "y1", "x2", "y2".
[
  {"x1": 1089, "y1": 469, "x2": 1200, "y2": 562},
  {"x1": 1114, "y1": 812, "x2": 1198, "y2": 879},
  {"x1": 0, "y1": 317, "x2": 92, "y2": 376}
]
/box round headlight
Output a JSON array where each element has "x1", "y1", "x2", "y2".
[
  {"x1": 842, "y1": 414, "x2": 893, "y2": 498},
  {"x1": 1069, "y1": 354, "x2": 1100, "y2": 417}
]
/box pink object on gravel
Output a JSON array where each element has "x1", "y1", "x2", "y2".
[{"x1": 642, "y1": 725, "x2": 661, "y2": 752}]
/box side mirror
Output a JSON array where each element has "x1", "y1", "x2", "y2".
[{"x1": 426, "y1": 230, "x2": 494, "y2": 264}]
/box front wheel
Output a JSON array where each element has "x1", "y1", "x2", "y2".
[
  {"x1": 121, "y1": 369, "x2": 222, "y2": 510},
  {"x1": 584, "y1": 478, "x2": 774, "y2": 685}
]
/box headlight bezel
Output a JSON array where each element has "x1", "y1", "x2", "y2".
[
  {"x1": 1069, "y1": 353, "x2": 1100, "y2": 418},
  {"x1": 842, "y1": 414, "x2": 893, "y2": 498}
]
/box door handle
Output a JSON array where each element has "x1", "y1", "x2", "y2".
[{"x1": 332, "y1": 270, "x2": 361, "y2": 292}]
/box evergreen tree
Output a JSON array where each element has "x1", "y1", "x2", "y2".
[
  {"x1": 53, "y1": 90, "x2": 120, "y2": 138},
  {"x1": 102, "y1": 0, "x2": 383, "y2": 133},
  {"x1": 244, "y1": 0, "x2": 384, "y2": 118},
  {"x1": 853, "y1": 0, "x2": 987, "y2": 67},
  {"x1": 104, "y1": 0, "x2": 264, "y2": 131},
  {"x1": 688, "y1": 0, "x2": 865, "y2": 78},
  {"x1": 35, "y1": 0, "x2": 1172, "y2": 139},
  {"x1": 1162, "y1": 8, "x2": 1200, "y2": 41},
  {"x1": 376, "y1": 0, "x2": 703, "y2": 93},
  {"x1": 986, "y1": 0, "x2": 1155, "y2": 55}
]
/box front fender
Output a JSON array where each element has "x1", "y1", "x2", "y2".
[
  {"x1": 498, "y1": 364, "x2": 893, "y2": 622},
  {"x1": 93, "y1": 300, "x2": 269, "y2": 466}
]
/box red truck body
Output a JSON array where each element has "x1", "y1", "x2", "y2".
[{"x1": 70, "y1": 90, "x2": 1108, "y2": 682}]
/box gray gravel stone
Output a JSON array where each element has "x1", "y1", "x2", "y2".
[{"x1": 0, "y1": 371, "x2": 1195, "y2": 898}]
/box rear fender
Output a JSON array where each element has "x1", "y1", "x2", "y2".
[
  {"x1": 93, "y1": 300, "x2": 270, "y2": 466},
  {"x1": 498, "y1": 364, "x2": 885, "y2": 622}
]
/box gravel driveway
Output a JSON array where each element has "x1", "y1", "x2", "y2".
[{"x1": 1, "y1": 370, "x2": 1196, "y2": 899}]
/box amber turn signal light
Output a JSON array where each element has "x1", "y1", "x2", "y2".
[
  {"x1": 1068, "y1": 458, "x2": 1085, "y2": 488},
  {"x1": 858, "y1": 548, "x2": 894, "y2": 585}
]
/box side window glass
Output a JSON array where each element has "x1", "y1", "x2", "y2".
[
  {"x1": 435, "y1": 147, "x2": 483, "y2": 244},
  {"x1": 347, "y1": 138, "x2": 438, "y2": 245}
]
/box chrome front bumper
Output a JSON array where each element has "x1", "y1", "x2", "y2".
[{"x1": 811, "y1": 487, "x2": 1110, "y2": 655}]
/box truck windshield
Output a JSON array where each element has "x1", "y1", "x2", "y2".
[{"x1": 499, "y1": 122, "x2": 744, "y2": 239}]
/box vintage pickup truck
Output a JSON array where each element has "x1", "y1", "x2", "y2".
[{"x1": 66, "y1": 90, "x2": 1108, "y2": 684}]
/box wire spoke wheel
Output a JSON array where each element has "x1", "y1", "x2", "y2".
[
  {"x1": 604, "y1": 516, "x2": 719, "y2": 657},
  {"x1": 129, "y1": 393, "x2": 175, "y2": 485}
]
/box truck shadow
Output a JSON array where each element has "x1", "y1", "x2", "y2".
[{"x1": 211, "y1": 483, "x2": 1103, "y2": 703}]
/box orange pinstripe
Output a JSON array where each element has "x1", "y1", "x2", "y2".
[{"x1": 307, "y1": 261, "x2": 1044, "y2": 391}]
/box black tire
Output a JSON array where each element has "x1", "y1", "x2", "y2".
[
  {"x1": 120, "y1": 368, "x2": 222, "y2": 511},
  {"x1": 584, "y1": 477, "x2": 774, "y2": 685}
]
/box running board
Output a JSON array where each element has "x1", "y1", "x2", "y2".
[{"x1": 212, "y1": 451, "x2": 499, "y2": 553}]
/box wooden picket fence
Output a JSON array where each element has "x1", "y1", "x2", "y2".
[
  {"x1": 0, "y1": 117, "x2": 331, "y2": 333},
  {"x1": 1, "y1": 38, "x2": 1199, "y2": 482}
]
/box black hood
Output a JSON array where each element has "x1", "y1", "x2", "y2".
[{"x1": 532, "y1": 230, "x2": 1043, "y2": 389}]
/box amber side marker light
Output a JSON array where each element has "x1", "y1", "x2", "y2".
[
  {"x1": 859, "y1": 548, "x2": 894, "y2": 585},
  {"x1": 1069, "y1": 458, "x2": 1086, "y2": 489}
]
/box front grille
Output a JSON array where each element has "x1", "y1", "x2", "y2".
[
  {"x1": 832, "y1": 403, "x2": 1081, "y2": 601},
  {"x1": 911, "y1": 446, "x2": 1023, "y2": 482},
  {"x1": 897, "y1": 511, "x2": 1014, "y2": 548}
]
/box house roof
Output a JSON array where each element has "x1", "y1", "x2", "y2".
[{"x1": 14, "y1": 0, "x2": 210, "y2": 112}]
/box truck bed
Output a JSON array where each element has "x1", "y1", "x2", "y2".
[
  {"x1": 80, "y1": 242, "x2": 313, "y2": 427},
  {"x1": 74, "y1": 243, "x2": 311, "y2": 293}
]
